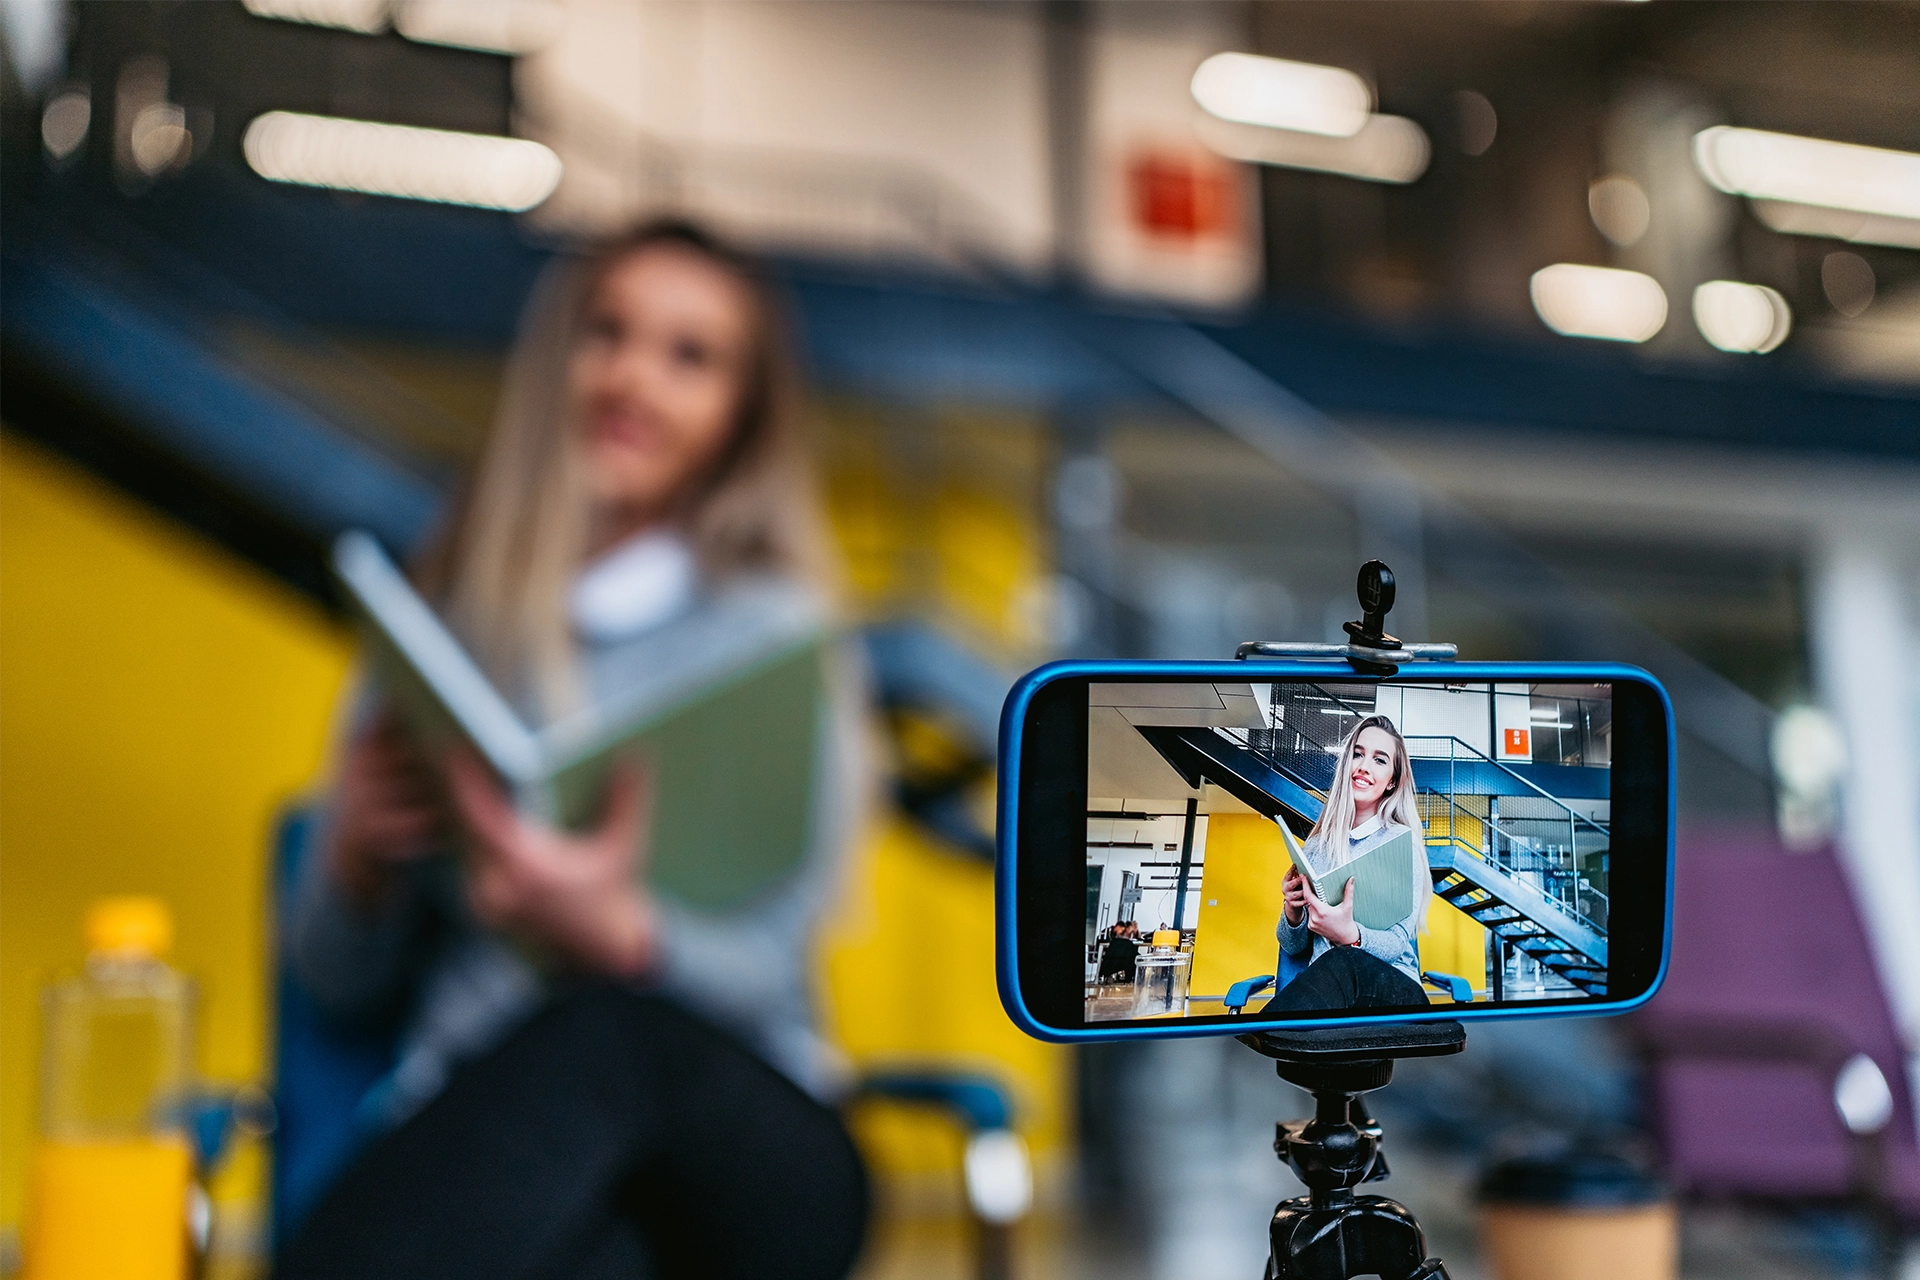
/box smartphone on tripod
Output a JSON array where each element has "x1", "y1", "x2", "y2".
[
  {"x1": 996, "y1": 659, "x2": 1675, "y2": 1042},
  {"x1": 994, "y1": 563, "x2": 1679, "y2": 1279}
]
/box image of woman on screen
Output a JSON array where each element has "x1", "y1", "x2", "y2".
[{"x1": 1265, "y1": 714, "x2": 1432, "y2": 1012}]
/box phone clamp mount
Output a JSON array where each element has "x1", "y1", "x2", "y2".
[
  {"x1": 1232, "y1": 558, "x2": 1467, "y2": 1278},
  {"x1": 1239, "y1": 1021, "x2": 1465, "y2": 1280},
  {"x1": 1236, "y1": 560, "x2": 1456, "y2": 678}
]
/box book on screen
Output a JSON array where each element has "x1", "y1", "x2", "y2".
[
  {"x1": 1276, "y1": 819, "x2": 1416, "y2": 932},
  {"x1": 331, "y1": 530, "x2": 827, "y2": 912}
]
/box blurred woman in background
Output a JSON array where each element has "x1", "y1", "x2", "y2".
[
  {"x1": 280, "y1": 220, "x2": 870, "y2": 1280},
  {"x1": 1270, "y1": 713, "x2": 1432, "y2": 1011}
]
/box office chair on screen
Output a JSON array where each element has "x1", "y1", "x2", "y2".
[{"x1": 1223, "y1": 947, "x2": 1475, "y2": 1014}]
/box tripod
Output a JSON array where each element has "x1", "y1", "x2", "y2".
[
  {"x1": 1229, "y1": 559, "x2": 1473, "y2": 1278},
  {"x1": 1238, "y1": 1021, "x2": 1466, "y2": 1280}
]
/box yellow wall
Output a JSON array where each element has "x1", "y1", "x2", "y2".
[
  {"x1": 0, "y1": 435, "x2": 354, "y2": 1236},
  {"x1": 821, "y1": 818, "x2": 1068, "y2": 1184},
  {"x1": 815, "y1": 406, "x2": 1069, "y2": 1196},
  {"x1": 818, "y1": 407, "x2": 1053, "y2": 665},
  {"x1": 1187, "y1": 813, "x2": 1487, "y2": 1003}
]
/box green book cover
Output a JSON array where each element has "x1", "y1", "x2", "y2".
[
  {"x1": 543, "y1": 643, "x2": 824, "y2": 911},
  {"x1": 333, "y1": 531, "x2": 825, "y2": 913},
  {"x1": 1276, "y1": 820, "x2": 1416, "y2": 932}
]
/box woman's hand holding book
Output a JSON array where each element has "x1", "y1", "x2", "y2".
[
  {"x1": 326, "y1": 707, "x2": 447, "y2": 907},
  {"x1": 1285, "y1": 865, "x2": 1361, "y2": 947},
  {"x1": 1282, "y1": 866, "x2": 1310, "y2": 926},
  {"x1": 449, "y1": 752, "x2": 659, "y2": 979}
]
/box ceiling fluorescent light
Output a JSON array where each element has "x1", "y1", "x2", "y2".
[
  {"x1": 1693, "y1": 127, "x2": 1920, "y2": 223},
  {"x1": 242, "y1": 0, "x2": 388, "y2": 33},
  {"x1": 1196, "y1": 113, "x2": 1429, "y2": 184},
  {"x1": 243, "y1": 112, "x2": 563, "y2": 212},
  {"x1": 395, "y1": 0, "x2": 564, "y2": 55},
  {"x1": 1693, "y1": 281, "x2": 1791, "y2": 354},
  {"x1": 1191, "y1": 52, "x2": 1371, "y2": 138},
  {"x1": 41, "y1": 90, "x2": 90, "y2": 160},
  {"x1": 1750, "y1": 200, "x2": 1920, "y2": 252},
  {"x1": 1529, "y1": 264, "x2": 1668, "y2": 343}
]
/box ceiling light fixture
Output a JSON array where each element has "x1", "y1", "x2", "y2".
[
  {"x1": 1820, "y1": 252, "x2": 1876, "y2": 318},
  {"x1": 1750, "y1": 200, "x2": 1920, "y2": 252},
  {"x1": 395, "y1": 0, "x2": 564, "y2": 55},
  {"x1": 243, "y1": 112, "x2": 563, "y2": 212},
  {"x1": 1190, "y1": 52, "x2": 1372, "y2": 138},
  {"x1": 1692, "y1": 281, "x2": 1791, "y2": 354},
  {"x1": 1588, "y1": 174, "x2": 1651, "y2": 247},
  {"x1": 40, "y1": 89, "x2": 90, "y2": 160},
  {"x1": 1693, "y1": 127, "x2": 1920, "y2": 223},
  {"x1": 241, "y1": 0, "x2": 388, "y2": 34},
  {"x1": 1529, "y1": 264, "x2": 1668, "y2": 343},
  {"x1": 1196, "y1": 113, "x2": 1429, "y2": 184}
]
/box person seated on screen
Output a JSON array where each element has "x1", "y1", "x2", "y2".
[
  {"x1": 1265, "y1": 714, "x2": 1432, "y2": 1013},
  {"x1": 1097, "y1": 920, "x2": 1141, "y2": 984},
  {"x1": 279, "y1": 220, "x2": 870, "y2": 1280}
]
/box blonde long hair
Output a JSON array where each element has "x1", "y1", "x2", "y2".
[
  {"x1": 414, "y1": 219, "x2": 835, "y2": 708},
  {"x1": 1307, "y1": 714, "x2": 1431, "y2": 930}
]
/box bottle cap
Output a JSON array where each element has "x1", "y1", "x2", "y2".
[{"x1": 85, "y1": 896, "x2": 173, "y2": 959}]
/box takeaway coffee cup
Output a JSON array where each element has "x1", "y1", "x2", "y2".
[{"x1": 1476, "y1": 1149, "x2": 1675, "y2": 1280}]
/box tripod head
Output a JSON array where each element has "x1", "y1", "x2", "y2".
[
  {"x1": 1237, "y1": 1022, "x2": 1465, "y2": 1280},
  {"x1": 1241, "y1": 1023, "x2": 1463, "y2": 1202}
]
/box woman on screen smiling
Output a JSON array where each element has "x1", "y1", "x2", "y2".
[
  {"x1": 1267, "y1": 714, "x2": 1433, "y2": 1011},
  {"x1": 281, "y1": 221, "x2": 869, "y2": 1280}
]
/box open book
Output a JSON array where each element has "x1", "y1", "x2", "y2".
[
  {"x1": 1275, "y1": 818, "x2": 1416, "y2": 932},
  {"x1": 332, "y1": 531, "x2": 828, "y2": 912}
]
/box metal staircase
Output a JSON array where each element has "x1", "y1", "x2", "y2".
[
  {"x1": 1136, "y1": 719, "x2": 1609, "y2": 997},
  {"x1": 1424, "y1": 841, "x2": 1606, "y2": 996}
]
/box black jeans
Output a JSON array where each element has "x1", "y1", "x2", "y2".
[
  {"x1": 1261, "y1": 946, "x2": 1430, "y2": 1013},
  {"x1": 275, "y1": 985, "x2": 869, "y2": 1280}
]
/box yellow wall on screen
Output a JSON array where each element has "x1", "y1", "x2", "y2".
[
  {"x1": 1188, "y1": 813, "x2": 1488, "y2": 1002},
  {"x1": 1415, "y1": 856, "x2": 1487, "y2": 999},
  {"x1": 1189, "y1": 813, "x2": 1287, "y2": 998}
]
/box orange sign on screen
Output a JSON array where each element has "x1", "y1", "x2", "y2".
[{"x1": 1504, "y1": 728, "x2": 1530, "y2": 756}]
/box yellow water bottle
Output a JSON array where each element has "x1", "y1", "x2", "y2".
[{"x1": 23, "y1": 897, "x2": 195, "y2": 1280}]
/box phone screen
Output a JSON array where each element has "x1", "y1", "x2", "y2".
[{"x1": 1077, "y1": 676, "x2": 1629, "y2": 1025}]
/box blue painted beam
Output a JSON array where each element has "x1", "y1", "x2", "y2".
[
  {"x1": 2, "y1": 248, "x2": 443, "y2": 555},
  {"x1": 1408, "y1": 758, "x2": 1612, "y2": 802},
  {"x1": 13, "y1": 166, "x2": 1915, "y2": 458}
]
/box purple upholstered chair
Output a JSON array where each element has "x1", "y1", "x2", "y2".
[{"x1": 1629, "y1": 827, "x2": 1920, "y2": 1265}]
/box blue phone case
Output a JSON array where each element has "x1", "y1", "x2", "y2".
[{"x1": 995, "y1": 659, "x2": 1677, "y2": 1043}]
